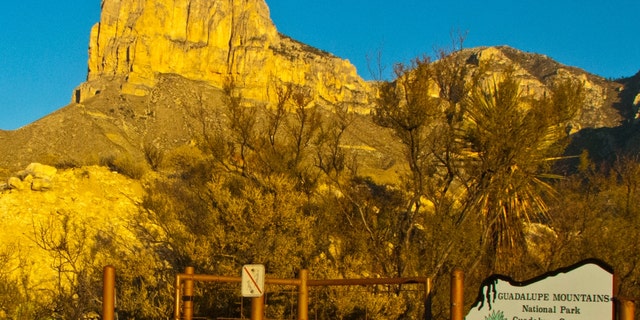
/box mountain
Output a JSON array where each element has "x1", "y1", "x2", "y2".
[
  {"x1": 1, "y1": 0, "x2": 640, "y2": 317},
  {"x1": 443, "y1": 46, "x2": 640, "y2": 167},
  {"x1": 1, "y1": 44, "x2": 638, "y2": 177},
  {"x1": 441, "y1": 46, "x2": 630, "y2": 130},
  {"x1": 0, "y1": 0, "x2": 376, "y2": 176},
  {"x1": 75, "y1": 0, "x2": 371, "y2": 107},
  {"x1": 0, "y1": 1, "x2": 637, "y2": 176}
]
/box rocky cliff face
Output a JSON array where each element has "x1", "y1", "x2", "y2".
[
  {"x1": 75, "y1": 0, "x2": 372, "y2": 109},
  {"x1": 447, "y1": 46, "x2": 626, "y2": 131}
]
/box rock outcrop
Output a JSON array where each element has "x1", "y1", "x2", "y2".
[
  {"x1": 76, "y1": 0, "x2": 372, "y2": 109},
  {"x1": 5, "y1": 163, "x2": 57, "y2": 191},
  {"x1": 450, "y1": 46, "x2": 624, "y2": 130}
]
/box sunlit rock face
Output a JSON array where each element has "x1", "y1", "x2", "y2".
[
  {"x1": 454, "y1": 46, "x2": 622, "y2": 130},
  {"x1": 78, "y1": 0, "x2": 372, "y2": 109}
]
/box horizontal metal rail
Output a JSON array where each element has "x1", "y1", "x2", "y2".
[
  {"x1": 174, "y1": 268, "x2": 431, "y2": 320},
  {"x1": 308, "y1": 277, "x2": 430, "y2": 287}
]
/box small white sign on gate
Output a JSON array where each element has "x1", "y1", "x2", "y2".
[{"x1": 241, "y1": 264, "x2": 265, "y2": 297}]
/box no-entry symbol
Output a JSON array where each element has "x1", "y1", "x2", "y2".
[{"x1": 241, "y1": 264, "x2": 265, "y2": 297}]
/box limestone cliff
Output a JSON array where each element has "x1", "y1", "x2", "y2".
[{"x1": 76, "y1": 0, "x2": 372, "y2": 109}]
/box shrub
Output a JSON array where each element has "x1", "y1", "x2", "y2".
[
  {"x1": 143, "y1": 142, "x2": 164, "y2": 171},
  {"x1": 100, "y1": 153, "x2": 146, "y2": 179}
]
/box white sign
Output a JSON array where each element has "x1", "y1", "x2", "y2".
[
  {"x1": 241, "y1": 264, "x2": 265, "y2": 297},
  {"x1": 466, "y1": 260, "x2": 614, "y2": 320}
]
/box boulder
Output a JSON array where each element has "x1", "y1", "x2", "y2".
[
  {"x1": 7, "y1": 163, "x2": 57, "y2": 192},
  {"x1": 25, "y1": 163, "x2": 57, "y2": 180},
  {"x1": 31, "y1": 178, "x2": 53, "y2": 192},
  {"x1": 7, "y1": 176, "x2": 25, "y2": 190}
]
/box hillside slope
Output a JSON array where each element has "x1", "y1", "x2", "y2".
[
  {"x1": 1, "y1": 47, "x2": 637, "y2": 177},
  {"x1": 0, "y1": 164, "x2": 142, "y2": 310},
  {"x1": 0, "y1": 1, "x2": 639, "y2": 317}
]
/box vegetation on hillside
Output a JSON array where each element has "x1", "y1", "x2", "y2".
[{"x1": 2, "y1": 53, "x2": 640, "y2": 319}]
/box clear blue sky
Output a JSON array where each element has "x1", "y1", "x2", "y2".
[{"x1": 1, "y1": 1, "x2": 638, "y2": 130}]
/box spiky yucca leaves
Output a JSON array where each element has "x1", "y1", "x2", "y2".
[{"x1": 462, "y1": 72, "x2": 581, "y2": 261}]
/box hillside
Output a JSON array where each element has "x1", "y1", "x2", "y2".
[
  {"x1": 1, "y1": 46, "x2": 637, "y2": 177},
  {"x1": 1, "y1": 0, "x2": 640, "y2": 318}
]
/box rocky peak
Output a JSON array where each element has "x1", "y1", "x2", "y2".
[
  {"x1": 76, "y1": 0, "x2": 372, "y2": 108},
  {"x1": 449, "y1": 46, "x2": 626, "y2": 130}
]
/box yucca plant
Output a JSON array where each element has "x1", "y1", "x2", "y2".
[
  {"x1": 485, "y1": 310, "x2": 507, "y2": 320},
  {"x1": 462, "y1": 69, "x2": 583, "y2": 267}
]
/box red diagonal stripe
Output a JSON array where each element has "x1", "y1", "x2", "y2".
[{"x1": 244, "y1": 266, "x2": 263, "y2": 294}]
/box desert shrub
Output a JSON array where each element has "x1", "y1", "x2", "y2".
[
  {"x1": 100, "y1": 153, "x2": 146, "y2": 179},
  {"x1": 143, "y1": 142, "x2": 165, "y2": 171},
  {"x1": 35, "y1": 153, "x2": 80, "y2": 169},
  {"x1": 36, "y1": 153, "x2": 61, "y2": 167},
  {"x1": 547, "y1": 155, "x2": 640, "y2": 312},
  {"x1": 163, "y1": 144, "x2": 206, "y2": 169},
  {"x1": 0, "y1": 247, "x2": 27, "y2": 319},
  {"x1": 54, "y1": 158, "x2": 82, "y2": 169}
]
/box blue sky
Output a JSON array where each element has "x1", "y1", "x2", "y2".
[{"x1": 0, "y1": 1, "x2": 638, "y2": 130}]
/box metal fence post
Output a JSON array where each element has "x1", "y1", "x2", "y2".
[
  {"x1": 102, "y1": 265, "x2": 116, "y2": 320},
  {"x1": 451, "y1": 269, "x2": 464, "y2": 320},
  {"x1": 251, "y1": 295, "x2": 265, "y2": 320},
  {"x1": 618, "y1": 299, "x2": 636, "y2": 320},
  {"x1": 183, "y1": 267, "x2": 195, "y2": 320},
  {"x1": 298, "y1": 269, "x2": 309, "y2": 320}
]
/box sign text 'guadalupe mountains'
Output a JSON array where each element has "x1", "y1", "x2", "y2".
[{"x1": 466, "y1": 260, "x2": 614, "y2": 320}]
